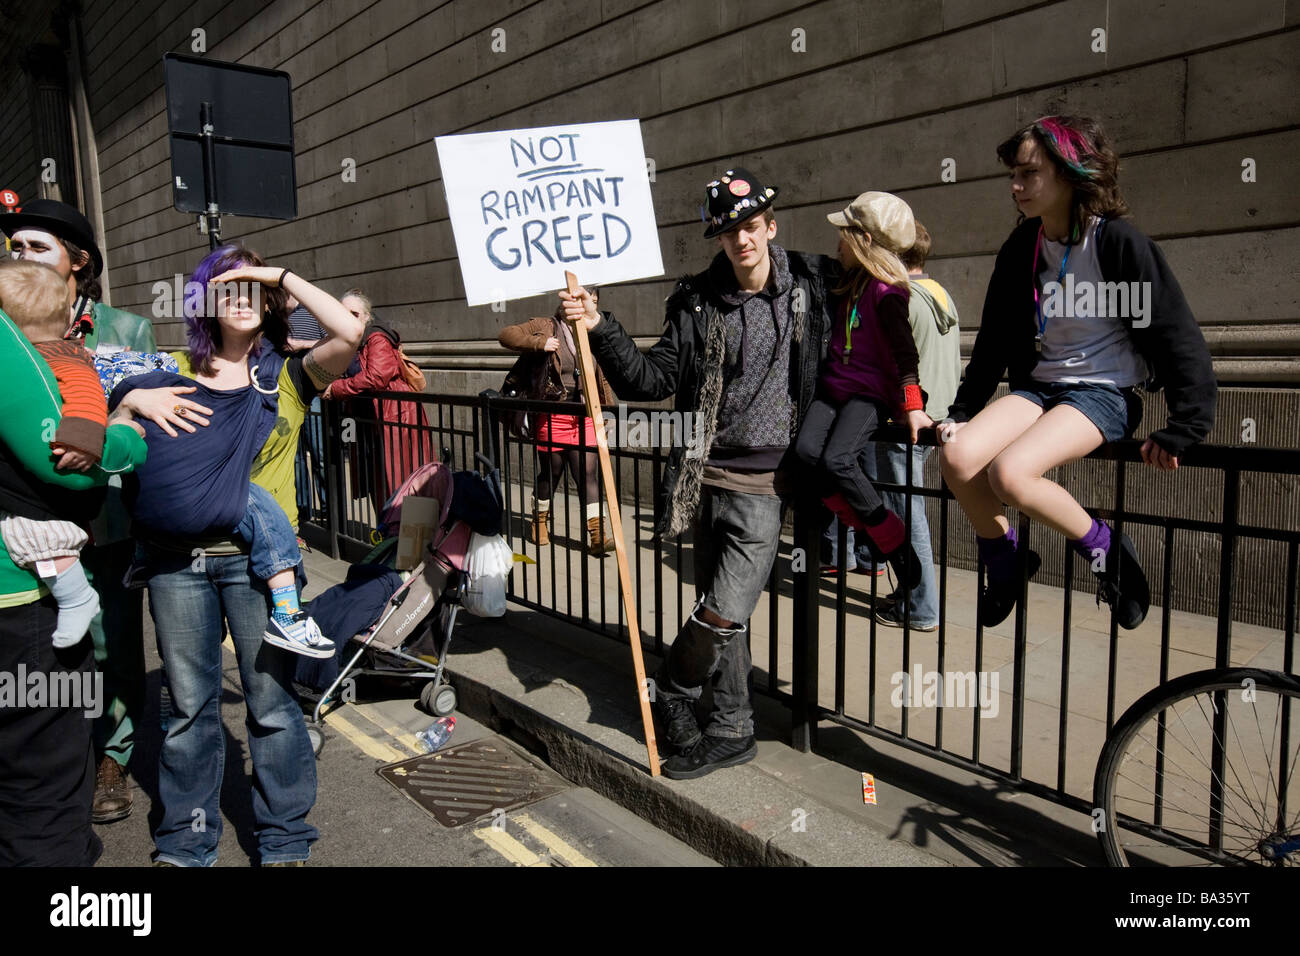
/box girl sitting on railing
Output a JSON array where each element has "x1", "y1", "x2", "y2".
[{"x1": 937, "y1": 114, "x2": 1216, "y2": 629}]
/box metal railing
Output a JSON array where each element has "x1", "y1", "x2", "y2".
[{"x1": 299, "y1": 390, "x2": 1300, "y2": 827}]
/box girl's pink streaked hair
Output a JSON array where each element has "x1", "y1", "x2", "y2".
[{"x1": 997, "y1": 113, "x2": 1129, "y2": 240}]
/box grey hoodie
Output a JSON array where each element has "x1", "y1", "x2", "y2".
[{"x1": 907, "y1": 274, "x2": 962, "y2": 421}]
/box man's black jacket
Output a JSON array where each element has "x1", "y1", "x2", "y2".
[{"x1": 588, "y1": 248, "x2": 839, "y2": 532}]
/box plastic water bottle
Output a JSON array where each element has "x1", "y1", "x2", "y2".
[{"x1": 415, "y1": 716, "x2": 456, "y2": 753}]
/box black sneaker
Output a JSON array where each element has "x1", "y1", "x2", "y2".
[
  {"x1": 1094, "y1": 532, "x2": 1150, "y2": 630},
  {"x1": 662, "y1": 734, "x2": 757, "y2": 780},
  {"x1": 979, "y1": 549, "x2": 1041, "y2": 628},
  {"x1": 873, "y1": 599, "x2": 938, "y2": 632},
  {"x1": 652, "y1": 695, "x2": 702, "y2": 755}
]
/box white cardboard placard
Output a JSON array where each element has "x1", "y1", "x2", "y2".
[{"x1": 435, "y1": 120, "x2": 664, "y2": 306}]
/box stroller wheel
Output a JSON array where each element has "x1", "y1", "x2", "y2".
[
  {"x1": 420, "y1": 682, "x2": 457, "y2": 717},
  {"x1": 306, "y1": 722, "x2": 325, "y2": 758}
]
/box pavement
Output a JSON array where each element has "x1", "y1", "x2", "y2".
[
  {"x1": 93, "y1": 533, "x2": 1125, "y2": 868},
  {"x1": 284, "y1": 544, "x2": 1113, "y2": 867},
  {"x1": 96, "y1": 578, "x2": 713, "y2": 868}
]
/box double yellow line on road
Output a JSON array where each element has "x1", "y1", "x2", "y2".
[{"x1": 311, "y1": 680, "x2": 597, "y2": 867}]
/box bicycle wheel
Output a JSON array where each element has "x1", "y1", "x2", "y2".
[{"x1": 1094, "y1": 667, "x2": 1300, "y2": 866}]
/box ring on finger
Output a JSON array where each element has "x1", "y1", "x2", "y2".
[{"x1": 174, "y1": 405, "x2": 188, "y2": 417}]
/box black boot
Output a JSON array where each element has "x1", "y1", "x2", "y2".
[
  {"x1": 886, "y1": 544, "x2": 923, "y2": 592},
  {"x1": 651, "y1": 694, "x2": 702, "y2": 755},
  {"x1": 980, "y1": 549, "x2": 1042, "y2": 628},
  {"x1": 1094, "y1": 532, "x2": 1150, "y2": 630}
]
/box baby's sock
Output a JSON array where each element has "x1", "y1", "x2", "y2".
[
  {"x1": 270, "y1": 582, "x2": 302, "y2": 625},
  {"x1": 43, "y1": 562, "x2": 101, "y2": 649},
  {"x1": 1070, "y1": 518, "x2": 1112, "y2": 568},
  {"x1": 976, "y1": 527, "x2": 1020, "y2": 584}
]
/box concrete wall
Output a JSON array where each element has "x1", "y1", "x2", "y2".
[
  {"x1": 4, "y1": 1, "x2": 1299, "y2": 627},
  {"x1": 34, "y1": 0, "x2": 1295, "y2": 389}
]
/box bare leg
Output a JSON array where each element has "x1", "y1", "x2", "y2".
[
  {"x1": 985, "y1": 404, "x2": 1105, "y2": 539},
  {"x1": 939, "y1": 395, "x2": 1043, "y2": 536},
  {"x1": 266, "y1": 569, "x2": 294, "y2": 590}
]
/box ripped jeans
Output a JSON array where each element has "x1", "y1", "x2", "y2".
[{"x1": 654, "y1": 488, "x2": 784, "y2": 739}]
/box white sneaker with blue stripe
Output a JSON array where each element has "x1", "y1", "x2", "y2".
[{"x1": 264, "y1": 612, "x2": 335, "y2": 659}]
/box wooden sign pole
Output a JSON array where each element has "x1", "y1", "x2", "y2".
[{"x1": 562, "y1": 270, "x2": 661, "y2": 777}]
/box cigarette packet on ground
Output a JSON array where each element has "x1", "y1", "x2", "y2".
[{"x1": 861, "y1": 772, "x2": 877, "y2": 805}]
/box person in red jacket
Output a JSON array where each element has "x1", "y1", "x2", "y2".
[{"x1": 324, "y1": 290, "x2": 432, "y2": 513}]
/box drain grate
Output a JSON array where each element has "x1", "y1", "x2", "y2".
[{"x1": 377, "y1": 735, "x2": 570, "y2": 828}]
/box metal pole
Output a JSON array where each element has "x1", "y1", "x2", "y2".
[{"x1": 199, "y1": 101, "x2": 221, "y2": 249}]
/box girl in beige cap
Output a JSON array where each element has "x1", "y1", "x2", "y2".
[{"x1": 794, "y1": 191, "x2": 934, "y2": 588}]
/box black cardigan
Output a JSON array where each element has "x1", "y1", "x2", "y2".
[{"x1": 947, "y1": 217, "x2": 1217, "y2": 457}]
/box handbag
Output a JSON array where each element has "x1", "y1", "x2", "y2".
[{"x1": 499, "y1": 349, "x2": 564, "y2": 440}]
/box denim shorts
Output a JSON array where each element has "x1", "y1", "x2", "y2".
[{"x1": 1011, "y1": 380, "x2": 1142, "y2": 443}]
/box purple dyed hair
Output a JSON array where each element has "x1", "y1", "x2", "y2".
[{"x1": 185, "y1": 243, "x2": 289, "y2": 375}]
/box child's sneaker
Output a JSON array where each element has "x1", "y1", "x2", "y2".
[{"x1": 264, "y1": 611, "x2": 335, "y2": 659}]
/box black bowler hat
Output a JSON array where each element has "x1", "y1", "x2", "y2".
[
  {"x1": 700, "y1": 167, "x2": 779, "y2": 238},
  {"x1": 0, "y1": 198, "x2": 104, "y2": 277}
]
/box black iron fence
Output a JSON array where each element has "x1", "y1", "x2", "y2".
[{"x1": 300, "y1": 390, "x2": 1300, "y2": 825}]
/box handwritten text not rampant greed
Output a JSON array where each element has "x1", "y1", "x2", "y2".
[{"x1": 479, "y1": 133, "x2": 631, "y2": 271}]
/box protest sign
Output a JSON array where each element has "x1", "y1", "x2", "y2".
[{"x1": 435, "y1": 120, "x2": 663, "y2": 306}]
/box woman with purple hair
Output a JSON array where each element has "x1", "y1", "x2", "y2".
[
  {"x1": 936, "y1": 115, "x2": 1216, "y2": 632},
  {"x1": 112, "y1": 243, "x2": 363, "y2": 866}
]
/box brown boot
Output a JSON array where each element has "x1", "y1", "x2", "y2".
[
  {"x1": 587, "y1": 516, "x2": 616, "y2": 556},
  {"x1": 527, "y1": 508, "x2": 551, "y2": 546},
  {"x1": 92, "y1": 756, "x2": 132, "y2": 824}
]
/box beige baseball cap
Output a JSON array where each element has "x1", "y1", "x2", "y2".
[{"x1": 826, "y1": 191, "x2": 916, "y2": 253}]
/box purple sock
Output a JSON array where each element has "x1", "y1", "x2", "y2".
[
  {"x1": 977, "y1": 528, "x2": 1018, "y2": 582},
  {"x1": 1071, "y1": 519, "x2": 1112, "y2": 564}
]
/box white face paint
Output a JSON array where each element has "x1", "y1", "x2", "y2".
[{"x1": 8, "y1": 228, "x2": 73, "y2": 277}]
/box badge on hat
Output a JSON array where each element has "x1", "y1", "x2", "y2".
[{"x1": 700, "y1": 167, "x2": 780, "y2": 238}]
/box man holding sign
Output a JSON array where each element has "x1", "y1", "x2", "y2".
[{"x1": 562, "y1": 168, "x2": 838, "y2": 780}]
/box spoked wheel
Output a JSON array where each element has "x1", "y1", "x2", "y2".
[
  {"x1": 420, "y1": 681, "x2": 457, "y2": 717},
  {"x1": 1094, "y1": 667, "x2": 1300, "y2": 866}
]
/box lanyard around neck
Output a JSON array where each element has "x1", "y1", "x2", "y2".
[
  {"x1": 1031, "y1": 225, "x2": 1073, "y2": 342},
  {"x1": 842, "y1": 298, "x2": 860, "y2": 359}
]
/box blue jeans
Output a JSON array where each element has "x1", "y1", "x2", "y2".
[
  {"x1": 865, "y1": 443, "x2": 939, "y2": 626},
  {"x1": 143, "y1": 544, "x2": 318, "y2": 866},
  {"x1": 237, "y1": 483, "x2": 302, "y2": 582}
]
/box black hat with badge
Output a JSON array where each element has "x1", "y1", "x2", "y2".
[
  {"x1": 0, "y1": 198, "x2": 104, "y2": 277},
  {"x1": 700, "y1": 167, "x2": 779, "y2": 239}
]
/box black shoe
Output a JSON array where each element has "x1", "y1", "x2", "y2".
[
  {"x1": 886, "y1": 544, "x2": 923, "y2": 592},
  {"x1": 1094, "y1": 532, "x2": 1150, "y2": 630},
  {"x1": 662, "y1": 734, "x2": 757, "y2": 780},
  {"x1": 652, "y1": 695, "x2": 702, "y2": 755},
  {"x1": 979, "y1": 549, "x2": 1041, "y2": 628}
]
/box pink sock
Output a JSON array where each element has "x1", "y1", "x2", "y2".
[{"x1": 863, "y1": 510, "x2": 905, "y2": 555}]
